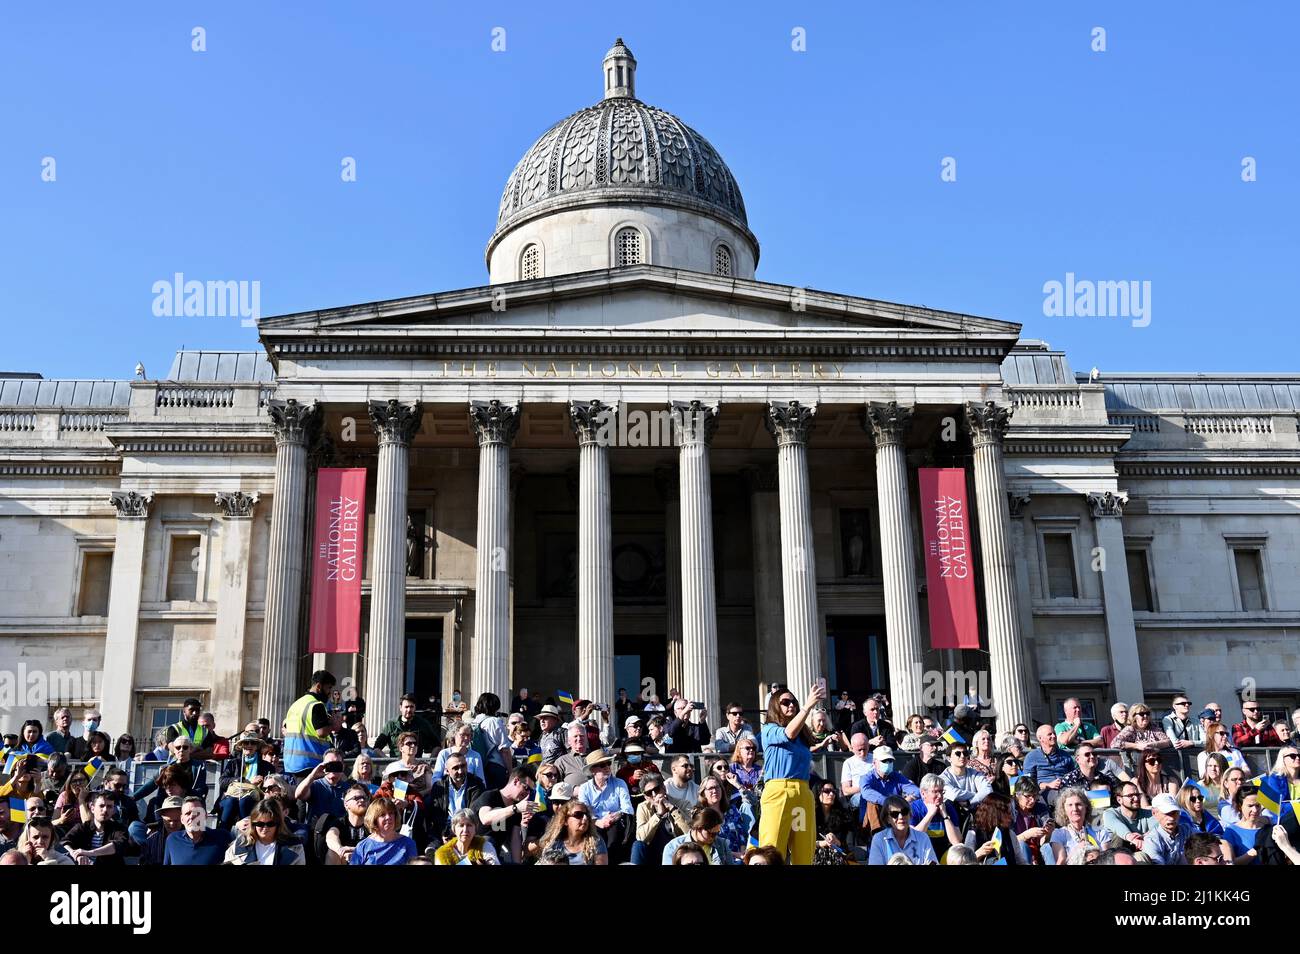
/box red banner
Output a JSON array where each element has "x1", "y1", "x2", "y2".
[
  {"x1": 918, "y1": 468, "x2": 980, "y2": 650},
  {"x1": 309, "y1": 468, "x2": 367, "y2": 654}
]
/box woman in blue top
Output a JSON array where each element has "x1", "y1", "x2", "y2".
[
  {"x1": 349, "y1": 796, "x2": 419, "y2": 865},
  {"x1": 869, "y1": 795, "x2": 938, "y2": 865},
  {"x1": 758, "y1": 681, "x2": 826, "y2": 865},
  {"x1": 1224, "y1": 787, "x2": 1266, "y2": 865}
]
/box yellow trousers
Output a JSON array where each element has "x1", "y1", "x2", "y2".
[{"x1": 759, "y1": 778, "x2": 815, "y2": 866}]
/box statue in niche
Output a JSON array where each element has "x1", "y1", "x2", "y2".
[
  {"x1": 841, "y1": 509, "x2": 868, "y2": 577},
  {"x1": 406, "y1": 514, "x2": 425, "y2": 578}
]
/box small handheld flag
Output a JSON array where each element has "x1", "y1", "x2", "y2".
[
  {"x1": 556, "y1": 690, "x2": 575, "y2": 707},
  {"x1": 6, "y1": 797, "x2": 27, "y2": 824},
  {"x1": 534, "y1": 782, "x2": 548, "y2": 811},
  {"x1": 1087, "y1": 788, "x2": 1111, "y2": 810},
  {"x1": 392, "y1": 778, "x2": 411, "y2": 801},
  {"x1": 1, "y1": 751, "x2": 18, "y2": 775},
  {"x1": 1252, "y1": 774, "x2": 1285, "y2": 815},
  {"x1": 941, "y1": 725, "x2": 967, "y2": 747},
  {"x1": 83, "y1": 756, "x2": 105, "y2": 780}
]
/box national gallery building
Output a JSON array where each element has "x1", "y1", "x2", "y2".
[{"x1": 2, "y1": 42, "x2": 1298, "y2": 740}]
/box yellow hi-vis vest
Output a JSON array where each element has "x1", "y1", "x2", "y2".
[
  {"x1": 171, "y1": 721, "x2": 207, "y2": 747},
  {"x1": 283, "y1": 693, "x2": 330, "y2": 774}
]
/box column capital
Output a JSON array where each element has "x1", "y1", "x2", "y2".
[
  {"x1": 743, "y1": 464, "x2": 779, "y2": 494},
  {"x1": 214, "y1": 491, "x2": 260, "y2": 519},
  {"x1": 109, "y1": 490, "x2": 153, "y2": 519},
  {"x1": 654, "y1": 465, "x2": 679, "y2": 502},
  {"x1": 1007, "y1": 492, "x2": 1031, "y2": 518},
  {"x1": 569, "y1": 399, "x2": 615, "y2": 445},
  {"x1": 964, "y1": 401, "x2": 1014, "y2": 446},
  {"x1": 469, "y1": 400, "x2": 521, "y2": 446},
  {"x1": 368, "y1": 399, "x2": 423, "y2": 446},
  {"x1": 863, "y1": 401, "x2": 915, "y2": 447},
  {"x1": 1087, "y1": 491, "x2": 1127, "y2": 518},
  {"x1": 669, "y1": 400, "x2": 719, "y2": 445},
  {"x1": 764, "y1": 400, "x2": 816, "y2": 446},
  {"x1": 268, "y1": 399, "x2": 321, "y2": 447}
]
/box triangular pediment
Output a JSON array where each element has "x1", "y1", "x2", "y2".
[{"x1": 257, "y1": 265, "x2": 1021, "y2": 343}]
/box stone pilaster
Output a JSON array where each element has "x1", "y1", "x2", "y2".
[
  {"x1": 1088, "y1": 491, "x2": 1144, "y2": 703},
  {"x1": 1006, "y1": 493, "x2": 1042, "y2": 718},
  {"x1": 100, "y1": 491, "x2": 153, "y2": 735},
  {"x1": 764, "y1": 401, "x2": 823, "y2": 701},
  {"x1": 744, "y1": 465, "x2": 784, "y2": 711},
  {"x1": 865, "y1": 402, "x2": 925, "y2": 721},
  {"x1": 364, "y1": 399, "x2": 423, "y2": 726},
  {"x1": 262, "y1": 399, "x2": 320, "y2": 727},
  {"x1": 570, "y1": 400, "x2": 615, "y2": 710},
  {"x1": 212, "y1": 492, "x2": 258, "y2": 733},
  {"x1": 673, "y1": 400, "x2": 721, "y2": 722},
  {"x1": 965, "y1": 401, "x2": 1030, "y2": 733},
  {"x1": 469, "y1": 400, "x2": 520, "y2": 706},
  {"x1": 655, "y1": 466, "x2": 684, "y2": 699}
]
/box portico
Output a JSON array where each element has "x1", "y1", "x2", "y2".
[{"x1": 256, "y1": 266, "x2": 1034, "y2": 731}]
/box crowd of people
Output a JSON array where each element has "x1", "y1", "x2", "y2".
[{"x1": 2, "y1": 676, "x2": 1298, "y2": 866}]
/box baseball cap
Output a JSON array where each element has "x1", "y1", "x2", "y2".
[
  {"x1": 874, "y1": 746, "x2": 895, "y2": 763},
  {"x1": 1197, "y1": 708, "x2": 1217, "y2": 721},
  {"x1": 1151, "y1": 794, "x2": 1180, "y2": 815},
  {"x1": 624, "y1": 715, "x2": 642, "y2": 727},
  {"x1": 549, "y1": 782, "x2": 575, "y2": 803}
]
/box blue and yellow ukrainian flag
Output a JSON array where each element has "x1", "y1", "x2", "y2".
[
  {"x1": 82, "y1": 756, "x2": 105, "y2": 779},
  {"x1": 941, "y1": 725, "x2": 967, "y2": 746},
  {"x1": 1252, "y1": 774, "x2": 1285, "y2": 815},
  {"x1": 7, "y1": 797, "x2": 27, "y2": 824},
  {"x1": 556, "y1": 690, "x2": 575, "y2": 707},
  {"x1": 392, "y1": 778, "x2": 410, "y2": 802},
  {"x1": 534, "y1": 782, "x2": 548, "y2": 812},
  {"x1": 1087, "y1": 788, "x2": 1111, "y2": 810},
  {"x1": 1, "y1": 750, "x2": 17, "y2": 775}
]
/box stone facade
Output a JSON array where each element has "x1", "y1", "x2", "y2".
[{"x1": 2, "y1": 42, "x2": 1297, "y2": 741}]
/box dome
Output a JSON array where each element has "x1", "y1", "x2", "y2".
[
  {"x1": 494, "y1": 99, "x2": 749, "y2": 234},
  {"x1": 486, "y1": 40, "x2": 758, "y2": 282}
]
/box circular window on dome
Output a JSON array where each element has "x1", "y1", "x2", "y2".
[{"x1": 714, "y1": 243, "x2": 733, "y2": 277}]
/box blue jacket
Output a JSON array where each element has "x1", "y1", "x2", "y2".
[{"x1": 859, "y1": 770, "x2": 921, "y2": 809}]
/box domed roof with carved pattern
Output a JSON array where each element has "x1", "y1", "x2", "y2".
[{"x1": 493, "y1": 42, "x2": 748, "y2": 240}]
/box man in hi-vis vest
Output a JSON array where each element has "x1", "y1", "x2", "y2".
[{"x1": 283, "y1": 671, "x2": 343, "y2": 779}]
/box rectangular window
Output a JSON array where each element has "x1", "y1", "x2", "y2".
[
  {"x1": 1044, "y1": 534, "x2": 1077, "y2": 599},
  {"x1": 78, "y1": 552, "x2": 113, "y2": 616},
  {"x1": 166, "y1": 535, "x2": 200, "y2": 601},
  {"x1": 1126, "y1": 549, "x2": 1153, "y2": 611},
  {"x1": 1234, "y1": 549, "x2": 1266, "y2": 610}
]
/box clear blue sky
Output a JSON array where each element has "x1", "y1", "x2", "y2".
[{"x1": 2, "y1": 3, "x2": 1295, "y2": 379}]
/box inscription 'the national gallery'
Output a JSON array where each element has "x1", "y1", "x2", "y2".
[{"x1": 423, "y1": 360, "x2": 848, "y2": 380}]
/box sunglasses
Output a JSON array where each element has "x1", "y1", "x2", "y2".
[
  {"x1": 251, "y1": 821, "x2": 276, "y2": 829},
  {"x1": 539, "y1": 772, "x2": 559, "y2": 779},
  {"x1": 888, "y1": 810, "x2": 908, "y2": 819},
  {"x1": 570, "y1": 811, "x2": 590, "y2": 820},
  {"x1": 1005, "y1": 759, "x2": 1022, "y2": 767},
  {"x1": 1188, "y1": 794, "x2": 1204, "y2": 802},
  {"x1": 778, "y1": 698, "x2": 797, "y2": 707}
]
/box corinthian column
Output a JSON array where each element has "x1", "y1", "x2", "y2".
[
  {"x1": 655, "y1": 466, "x2": 684, "y2": 697},
  {"x1": 570, "y1": 400, "x2": 615, "y2": 711},
  {"x1": 673, "y1": 400, "x2": 721, "y2": 722},
  {"x1": 764, "y1": 401, "x2": 822, "y2": 700},
  {"x1": 262, "y1": 400, "x2": 320, "y2": 727},
  {"x1": 965, "y1": 401, "x2": 1030, "y2": 733},
  {"x1": 364, "y1": 399, "x2": 423, "y2": 726},
  {"x1": 469, "y1": 400, "x2": 520, "y2": 705},
  {"x1": 865, "y1": 402, "x2": 925, "y2": 722}
]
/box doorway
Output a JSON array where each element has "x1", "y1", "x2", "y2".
[
  {"x1": 614, "y1": 632, "x2": 666, "y2": 706},
  {"x1": 404, "y1": 618, "x2": 443, "y2": 714},
  {"x1": 826, "y1": 615, "x2": 888, "y2": 701}
]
